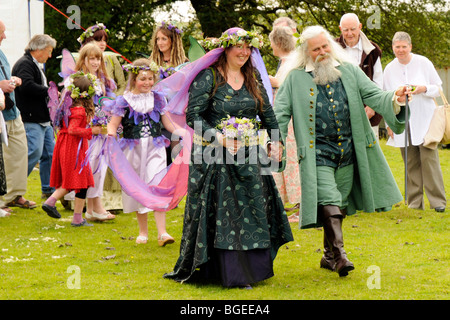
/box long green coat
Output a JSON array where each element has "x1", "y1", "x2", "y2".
[{"x1": 274, "y1": 62, "x2": 406, "y2": 229}]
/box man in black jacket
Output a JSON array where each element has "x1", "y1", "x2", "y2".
[{"x1": 12, "y1": 34, "x2": 57, "y2": 199}]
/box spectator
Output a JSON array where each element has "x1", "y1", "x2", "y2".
[
  {"x1": 336, "y1": 13, "x2": 383, "y2": 138},
  {"x1": 269, "y1": 25, "x2": 301, "y2": 222},
  {"x1": 0, "y1": 19, "x2": 36, "y2": 210},
  {"x1": 12, "y1": 34, "x2": 57, "y2": 199},
  {"x1": 383, "y1": 31, "x2": 446, "y2": 212}
]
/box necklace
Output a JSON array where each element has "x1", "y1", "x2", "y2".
[{"x1": 228, "y1": 70, "x2": 241, "y2": 84}]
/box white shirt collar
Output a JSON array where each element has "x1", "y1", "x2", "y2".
[{"x1": 344, "y1": 37, "x2": 363, "y2": 51}]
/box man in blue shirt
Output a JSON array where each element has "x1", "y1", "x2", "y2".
[{"x1": 0, "y1": 19, "x2": 36, "y2": 210}]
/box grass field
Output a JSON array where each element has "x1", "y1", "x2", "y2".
[{"x1": 0, "y1": 139, "x2": 448, "y2": 301}]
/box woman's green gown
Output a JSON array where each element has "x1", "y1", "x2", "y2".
[{"x1": 164, "y1": 68, "x2": 293, "y2": 287}]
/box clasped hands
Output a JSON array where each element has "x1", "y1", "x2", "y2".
[
  {"x1": 394, "y1": 85, "x2": 415, "y2": 104},
  {"x1": 217, "y1": 133, "x2": 283, "y2": 162}
]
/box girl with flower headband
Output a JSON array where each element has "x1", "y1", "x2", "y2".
[
  {"x1": 78, "y1": 23, "x2": 126, "y2": 95},
  {"x1": 42, "y1": 72, "x2": 102, "y2": 226},
  {"x1": 159, "y1": 27, "x2": 293, "y2": 288},
  {"x1": 105, "y1": 58, "x2": 178, "y2": 246},
  {"x1": 63, "y1": 43, "x2": 117, "y2": 222},
  {"x1": 149, "y1": 21, "x2": 189, "y2": 167},
  {"x1": 79, "y1": 23, "x2": 126, "y2": 216}
]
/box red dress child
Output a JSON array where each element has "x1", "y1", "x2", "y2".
[{"x1": 50, "y1": 106, "x2": 95, "y2": 192}]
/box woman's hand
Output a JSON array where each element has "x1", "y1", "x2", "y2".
[
  {"x1": 216, "y1": 132, "x2": 241, "y2": 155},
  {"x1": 409, "y1": 85, "x2": 427, "y2": 95},
  {"x1": 268, "y1": 140, "x2": 283, "y2": 162},
  {"x1": 91, "y1": 126, "x2": 102, "y2": 135}
]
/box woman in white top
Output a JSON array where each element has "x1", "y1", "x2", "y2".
[{"x1": 383, "y1": 31, "x2": 446, "y2": 212}]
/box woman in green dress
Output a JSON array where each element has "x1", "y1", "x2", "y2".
[{"x1": 161, "y1": 28, "x2": 293, "y2": 288}]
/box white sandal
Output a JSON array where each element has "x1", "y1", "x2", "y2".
[
  {"x1": 86, "y1": 211, "x2": 116, "y2": 221},
  {"x1": 158, "y1": 233, "x2": 175, "y2": 247},
  {"x1": 136, "y1": 235, "x2": 148, "y2": 244},
  {"x1": 0, "y1": 208, "x2": 11, "y2": 217}
]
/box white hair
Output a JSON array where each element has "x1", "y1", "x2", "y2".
[
  {"x1": 276, "y1": 25, "x2": 352, "y2": 85},
  {"x1": 339, "y1": 13, "x2": 360, "y2": 26},
  {"x1": 25, "y1": 34, "x2": 57, "y2": 51}
]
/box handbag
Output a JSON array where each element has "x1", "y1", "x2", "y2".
[{"x1": 423, "y1": 88, "x2": 450, "y2": 149}]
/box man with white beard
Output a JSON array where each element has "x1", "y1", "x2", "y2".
[{"x1": 274, "y1": 25, "x2": 412, "y2": 277}]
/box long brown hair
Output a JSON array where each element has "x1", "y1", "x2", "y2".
[
  {"x1": 75, "y1": 43, "x2": 110, "y2": 83},
  {"x1": 82, "y1": 29, "x2": 109, "y2": 45},
  {"x1": 149, "y1": 26, "x2": 188, "y2": 67},
  {"x1": 71, "y1": 75, "x2": 95, "y2": 119},
  {"x1": 212, "y1": 47, "x2": 264, "y2": 111}
]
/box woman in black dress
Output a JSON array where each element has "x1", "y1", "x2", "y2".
[{"x1": 163, "y1": 28, "x2": 293, "y2": 288}]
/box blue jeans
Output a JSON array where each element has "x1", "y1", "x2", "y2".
[{"x1": 24, "y1": 122, "x2": 55, "y2": 194}]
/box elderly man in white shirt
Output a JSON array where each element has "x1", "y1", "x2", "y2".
[
  {"x1": 383, "y1": 31, "x2": 446, "y2": 213},
  {"x1": 336, "y1": 13, "x2": 383, "y2": 138}
]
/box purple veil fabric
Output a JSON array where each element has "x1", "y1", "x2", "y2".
[
  {"x1": 90, "y1": 27, "x2": 273, "y2": 211},
  {"x1": 154, "y1": 27, "x2": 273, "y2": 119}
]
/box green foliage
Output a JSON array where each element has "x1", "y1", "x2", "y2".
[{"x1": 43, "y1": 0, "x2": 448, "y2": 85}]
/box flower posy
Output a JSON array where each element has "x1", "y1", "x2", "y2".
[
  {"x1": 217, "y1": 115, "x2": 259, "y2": 140},
  {"x1": 77, "y1": 23, "x2": 109, "y2": 45}
]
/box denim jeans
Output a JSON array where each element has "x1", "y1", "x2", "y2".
[{"x1": 24, "y1": 122, "x2": 55, "y2": 194}]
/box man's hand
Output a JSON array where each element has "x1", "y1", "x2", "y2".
[
  {"x1": 365, "y1": 106, "x2": 375, "y2": 119},
  {"x1": 395, "y1": 85, "x2": 413, "y2": 104}
]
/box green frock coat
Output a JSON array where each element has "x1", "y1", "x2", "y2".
[{"x1": 274, "y1": 62, "x2": 407, "y2": 229}]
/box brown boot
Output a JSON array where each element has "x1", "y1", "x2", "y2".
[
  {"x1": 321, "y1": 205, "x2": 354, "y2": 277},
  {"x1": 320, "y1": 232, "x2": 336, "y2": 271}
]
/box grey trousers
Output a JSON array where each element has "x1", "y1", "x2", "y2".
[{"x1": 400, "y1": 143, "x2": 446, "y2": 210}]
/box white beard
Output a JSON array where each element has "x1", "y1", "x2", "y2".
[{"x1": 312, "y1": 54, "x2": 341, "y2": 85}]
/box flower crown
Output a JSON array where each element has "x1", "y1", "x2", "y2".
[
  {"x1": 122, "y1": 62, "x2": 159, "y2": 75},
  {"x1": 158, "y1": 66, "x2": 176, "y2": 79},
  {"x1": 212, "y1": 29, "x2": 263, "y2": 49},
  {"x1": 77, "y1": 23, "x2": 109, "y2": 45},
  {"x1": 66, "y1": 72, "x2": 97, "y2": 99},
  {"x1": 159, "y1": 21, "x2": 183, "y2": 35}
]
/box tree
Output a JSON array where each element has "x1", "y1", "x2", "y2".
[
  {"x1": 43, "y1": 0, "x2": 448, "y2": 84},
  {"x1": 44, "y1": 0, "x2": 177, "y2": 84}
]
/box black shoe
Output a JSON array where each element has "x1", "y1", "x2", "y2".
[
  {"x1": 41, "y1": 193, "x2": 53, "y2": 199},
  {"x1": 42, "y1": 203, "x2": 61, "y2": 219},
  {"x1": 435, "y1": 207, "x2": 445, "y2": 212}
]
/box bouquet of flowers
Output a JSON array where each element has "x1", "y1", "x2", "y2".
[
  {"x1": 217, "y1": 115, "x2": 259, "y2": 140},
  {"x1": 91, "y1": 108, "x2": 109, "y2": 135}
]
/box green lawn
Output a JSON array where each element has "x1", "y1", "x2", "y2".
[{"x1": 0, "y1": 139, "x2": 448, "y2": 300}]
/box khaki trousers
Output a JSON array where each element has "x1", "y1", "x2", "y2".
[
  {"x1": 400, "y1": 143, "x2": 446, "y2": 210},
  {"x1": 1, "y1": 116, "x2": 28, "y2": 204}
]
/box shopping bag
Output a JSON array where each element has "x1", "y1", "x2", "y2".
[{"x1": 423, "y1": 88, "x2": 449, "y2": 149}]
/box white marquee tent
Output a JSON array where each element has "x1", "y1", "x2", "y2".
[{"x1": 0, "y1": 0, "x2": 44, "y2": 67}]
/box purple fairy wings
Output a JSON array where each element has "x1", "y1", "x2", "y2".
[
  {"x1": 58, "y1": 49, "x2": 76, "y2": 85},
  {"x1": 47, "y1": 81, "x2": 72, "y2": 132}
]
